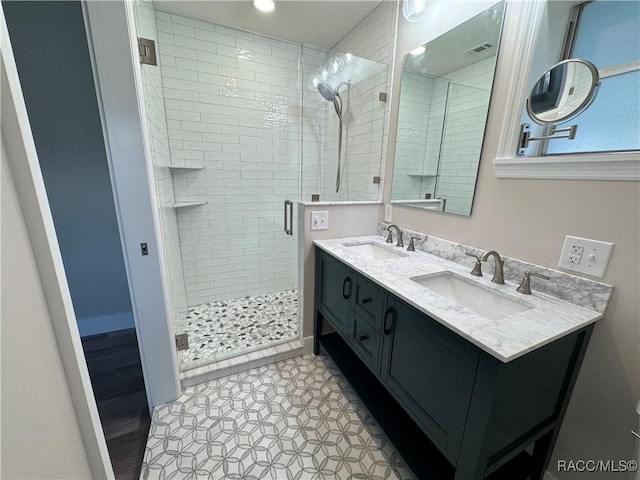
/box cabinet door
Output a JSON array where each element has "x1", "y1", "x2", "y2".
[
  {"x1": 381, "y1": 297, "x2": 479, "y2": 460},
  {"x1": 316, "y1": 250, "x2": 352, "y2": 336}
]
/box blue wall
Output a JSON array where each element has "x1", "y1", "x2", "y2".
[{"x1": 4, "y1": 1, "x2": 134, "y2": 336}]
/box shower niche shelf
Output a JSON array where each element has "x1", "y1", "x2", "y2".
[
  {"x1": 167, "y1": 165, "x2": 205, "y2": 172},
  {"x1": 172, "y1": 201, "x2": 207, "y2": 209}
]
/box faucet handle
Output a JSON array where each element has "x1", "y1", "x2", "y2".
[
  {"x1": 407, "y1": 237, "x2": 420, "y2": 252},
  {"x1": 516, "y1": 271, "x2": 550, "y2": 295},
  {"x1": 465, "y1": 253, "x2": 483, "y2": 277}
]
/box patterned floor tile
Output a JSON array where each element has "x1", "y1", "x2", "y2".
[
  {"x1": 141, "y1": 355, "x2": 415, "y2": 480},
  {"x1": 183, "y1": 289, "x2": 298, "y2": 368}
]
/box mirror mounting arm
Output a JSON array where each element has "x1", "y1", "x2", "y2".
[{"x1": 517, "y1": 123, "x2": 578, "y2": 155}]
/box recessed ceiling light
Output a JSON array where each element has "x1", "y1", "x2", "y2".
[
  {"x1": 253, "y1": 0, "x2": 275, "y2": 13},
  {"x1": 410, "y1": 46, "x2": 426, "y2": 56}
]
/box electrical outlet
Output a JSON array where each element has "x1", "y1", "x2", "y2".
[
  {"x1": 310, "y1": 211, "x2": 328, "y2": 231},
  {"x1": 384, "y1": 204, "x2": 393, "y2": 222},
  {"x1": 558, "y1": 235, "x2": 614, "y2": 278},
  {"x1": 566, "y1": 253, "x2": 581, "y2": 264},
  {"x1": 570, "y1": 245, "x2": 584, "y2": 255}
]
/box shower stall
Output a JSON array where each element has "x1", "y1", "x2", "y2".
[{"x1": 132, "y1": 1, "x2": 388, "y2": 372}]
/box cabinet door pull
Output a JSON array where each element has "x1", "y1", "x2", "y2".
[
  {"x1": 383, "y1": 307, "x2": 395, "y2": 335},
  {"x1": 358, "y1": 334, "x2": 370, "y2": 341},
  {"x1": 342, "y1": 277, "x2": 352, "y2": 299},
  {"x1": 361, "y1": 297, "x2": 373, "y2": 304}
]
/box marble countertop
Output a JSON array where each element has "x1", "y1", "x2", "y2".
[{"x1": 314, "y1": 235, "x2": 603, "y2": 362}]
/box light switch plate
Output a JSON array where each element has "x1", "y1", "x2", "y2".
[
  {"x1": 558, "y1": 235, "x2": 614, "y2": 278},
  {"x1": 310, "y1": 211, "x2": 328, "y2": 231}
]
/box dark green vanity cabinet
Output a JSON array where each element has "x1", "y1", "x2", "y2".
[{"x1": 313, "y1": 247, "x2": 594, "y2": 480}]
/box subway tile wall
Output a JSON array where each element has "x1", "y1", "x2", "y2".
[
  {"x1": 299, "y1": 1, "x2": 396, "y2": 202},
  {"x1": 155, "y1": 10, "x2": 300, "y2": 305},
  {"x1": 137, "y1": 4, "x2": 396, "y2": 309},
  {"x1": 318, "y1": 63, "x2": 388, "y2": 201},
  {"x1": 392, "y1": 71, "x2": 435, "y2": 200},
  {"x1": 435, "y1": 57, "x2": 495, "y2": 215},
  {"x1": 135, "y1": 0, "x2": 189, "y2": 334},
  {"x1": 300, "y1": 45, "x2": 328, "y2": 202},
  {"x1": 334, "y1": 2, "x2": 399, "y2": 200}
]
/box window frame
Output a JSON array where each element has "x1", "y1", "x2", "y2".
[{"x1": 492, "y1": 0, "x2": 640, "y2": 181}]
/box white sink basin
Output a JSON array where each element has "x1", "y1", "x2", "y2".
[
  {"x1": 411, "y1": 272, "x2": 534, "y2": 320},
  {"x1": 343, "y1": 242, "x2": 408, "y2": 260}
]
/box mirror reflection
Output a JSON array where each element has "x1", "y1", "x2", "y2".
[
  {"x1": 527, "y1": 59, "x2": 600, "y2": 125},
  {"x1": 391, "y1": 2, "x2": 505, "y2": 216}
]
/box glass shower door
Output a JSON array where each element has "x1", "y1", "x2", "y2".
[
  {"x1": 131, "y1": 0, "x2": 190, "y2": 367},
  {"x1": 132, "y1": 1, "x2": 301, "y2": 370}
]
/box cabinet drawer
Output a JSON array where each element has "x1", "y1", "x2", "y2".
[
  {"x1": 354, "y1": 274, "x2": 384, "y2": 330},
  {"x1": 350, "y1": 313, "x2": 381, "y2": 372}
]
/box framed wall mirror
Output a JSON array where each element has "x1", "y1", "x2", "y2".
[{"x1": 390, "y1": 2, "x2": 505, "y2": 216}]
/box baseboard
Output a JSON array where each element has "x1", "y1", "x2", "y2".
[
  {"x1": 77, "y1": 311, "x2": 135, "y2": 337},
  {"x1": 303, "y1": 335, "x2": 315, "y2": 354}
]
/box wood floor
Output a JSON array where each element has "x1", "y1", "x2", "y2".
[{"x1": 82, "y1": 329, "x2": 151, "y2": 480}]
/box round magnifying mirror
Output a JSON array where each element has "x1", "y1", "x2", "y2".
[{"x1": 527, "y1": 58, "x2": 599, "y2": 125}]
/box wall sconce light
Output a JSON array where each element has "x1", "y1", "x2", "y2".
[{"x1": 403, "y1": 0, "x2": 429, "y2": 22}]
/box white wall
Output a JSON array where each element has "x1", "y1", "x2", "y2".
[
  {"x1": 300, "y1": 203, "x2": 382, "y2": 339},
  {"x1": 1, "y1": 127, "x2": 95, "y2": 480},
  {"x1": 386, "y1": 2, "x2": 639, "y2": 477}
]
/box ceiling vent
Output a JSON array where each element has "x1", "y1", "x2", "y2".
[{"x1": 464, "y1": 42, "x2": 493, "y2": 56}]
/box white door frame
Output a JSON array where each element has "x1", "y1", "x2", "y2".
[{"x1": 82, "y1": 0, "x2": 181, "y2": 408}]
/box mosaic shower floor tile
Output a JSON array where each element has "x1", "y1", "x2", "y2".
[
  {"x1": 141, "y1": 355, "x2": 414, "y2": 480},
  {"x1": 182, "y1": 289, "x2": 298, "y2": 367}
]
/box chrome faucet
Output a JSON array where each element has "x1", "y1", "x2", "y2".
[
  {"x1": 386, "y1": 224, "x2": 404, "y2": 247},
  {"x1": 480, "y1": 250, "x2": 505, "y2": 284}
]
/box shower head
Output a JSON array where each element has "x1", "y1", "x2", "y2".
[
  {"x1": 317, "y1": 81, "x2": 350, "y2": 102},
  {"x1": 317, "y1": 82, "x2": 336, "y2": 102}
]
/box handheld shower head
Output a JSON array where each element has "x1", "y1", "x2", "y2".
[
  {"x1": 317, "y1": 81, "x2": 350, "y2": 102},
  {"x1": 317, "y1": 82, "x2": 336, "y2": 102}
]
